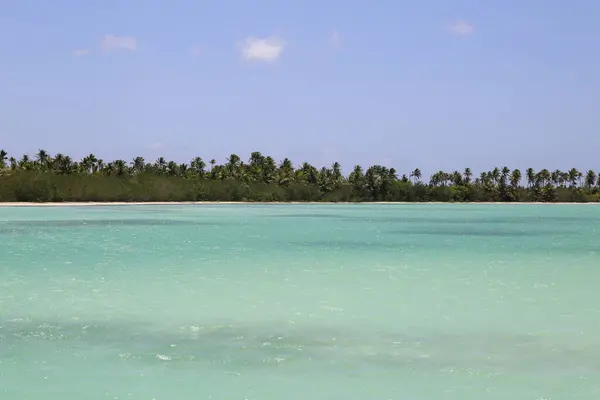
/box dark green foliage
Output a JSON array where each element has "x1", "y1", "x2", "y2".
[{"x1": 0, "y1": 149, "x2": 598, "y2": 202}]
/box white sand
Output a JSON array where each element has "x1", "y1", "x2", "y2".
[{"x1": 0, "y1": 201, "x2": 597, "y2": 207}]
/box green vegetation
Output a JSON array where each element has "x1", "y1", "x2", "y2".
[{"x1": 0, "y1": 149, "x2": 598, "y2": 202}]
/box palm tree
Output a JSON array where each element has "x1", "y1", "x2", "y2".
[
  {"x1": 131, "y1": 157, "x2": 145, "y2": 174},
  {"x1": 155, "y1": 157, "x2": 167, "y2": 174},
  {"x1": 348, "y1": 165, "x2": 365, "y2": 190},
  {"x1": 19, "y1": 154, "x2": 33, "y2": 170},
  {"x1": 179, "y1": 163, "x2": 189, "y2": 177},
  {"x1": 278, "y1": 158, "x2": 294, "y2": 186},
  {"x1": 0, "y1": 149, "x2": 7, "y2": 169},
  {"x1": 331, "y1": 162, "x2": 343, "y2": 186},
  {"x1": 568, "y1": 168, "x2": 581, "y2": 188},
  {"x1": 430, "y1": 171, "x2": 446, "y2": 187},
  {"x1": 584, "y1": 170, "x2": 597, "y2": 189},
  {"x1": 81, "y1": 154, "x2": 98, "y2": 174},
  {"x1": 410, "y1": 168, "x2": 421, "y2": 184},
  {"x1": 226, "y1": 154, "x2": 241, "y2": 179},
  {"x1": 451, "y1": 171, "x2": 462, "y2": 186},
  {"x1": 190, "y1": 157, "x2": 206, "y2": 177},
  {"x1": 388, "y1": 167, "x2": 398, "y2": 181},
  {"x1": 463, "y1": 168, "x2": 472, "y2": 184},
  {"x1": 490, "y1": 167, "x2": 500, "y2": 185},
  {"x1": 53, "y1": 153, "x2": 73, "y2": 174},
  {"x1": 166, "y1": 161, "x2": 179, "y2": 176},
  {"x1": 510, "y1": 169, "x2": 521, "y2": 188},
  {"x1": 551, "y1": 170, "x2": 562, "y2": 187},
  {"x1": 537, "y1": 169, "x2": 551, "y2": 187},
  {"x1": 526, "y1": 168, "x2": 535, "y2": 188},
  {"x1": 476, "y1": 172, "x2": 487, "y2": 188},
  {"x1": 365, "y1": 165, "x2": 392, "y2": 199},
  {"x1": 261, "y1": 156, "x2": 277, "y2": 184},
  {"x1": 113, "y1": 160, "x2": 128, "y2": 176},
  {"x1": 36, "y1": 149, "x2": 51, "y2": 170}
]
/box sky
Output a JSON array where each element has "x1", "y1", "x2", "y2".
[{"x1": 1, "y1": 0, "x2": 599, "y2": 176}]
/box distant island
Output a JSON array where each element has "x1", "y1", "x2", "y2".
[{"x1": 0, "y1": 149, "x2": 598, "y2": 203}]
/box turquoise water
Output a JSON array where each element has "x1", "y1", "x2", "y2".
[{"x1": 1, "y1": 204, "x2": 599, "y2": 399}]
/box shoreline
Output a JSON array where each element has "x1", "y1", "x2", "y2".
[{"x1": 0, "y1": 201, "x2": 598, "y2": 207}]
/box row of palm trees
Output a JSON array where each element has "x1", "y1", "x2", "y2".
[
  {"x1": 1, "y1": 148, "x2": 599, "y2": 195},
  {"x1": 427, "y1": 166, "x2": 597, "y2": 190}
]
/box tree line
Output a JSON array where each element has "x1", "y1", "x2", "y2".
[{"x1": 0, "y1": 149, "x2": 598, "y2": 202}]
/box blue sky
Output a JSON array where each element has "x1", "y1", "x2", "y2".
[{"x1": 1, "y1": 0, "x2": 599, "y2": 176}]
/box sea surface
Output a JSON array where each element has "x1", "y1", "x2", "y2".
[{"x1": 1, "y1": 204, "x2": 599, "y2": 399}]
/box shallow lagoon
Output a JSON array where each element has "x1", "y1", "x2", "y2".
[{"x1": 1, "y1": 204, "x2": 599, "y2": 399}]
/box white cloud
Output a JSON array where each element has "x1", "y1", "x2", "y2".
[
  {"x1": 330, "y1": 30, "x2": 341, "y2": 46},
  {"x1": 189, "y1": 45, "x2": 202, "y2": 57},
  {"x1": 101, "y1": 34, "x2": 138, "y2": 52},
  {"x1": 240, "y1": 36, "x2": 285, "y2": 62},
  {"x1": 448, "y1": 21, "x2": 474, "y2": 36},
  {"x1": 73, "y1": 49, "x2": 90, "y2": 57}
]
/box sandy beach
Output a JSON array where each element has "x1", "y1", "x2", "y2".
[{"x1": 0, "y1": 201, "x2": 598, "y2": 207}]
